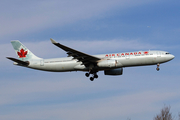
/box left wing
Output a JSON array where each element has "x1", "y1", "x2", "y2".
[{"x1": 50, "y1": 39, "x2": 101, "y2": 65}]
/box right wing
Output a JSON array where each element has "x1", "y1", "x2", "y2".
[{"x1": 50, "y1": 39, "x2": 101, "y2": 65}]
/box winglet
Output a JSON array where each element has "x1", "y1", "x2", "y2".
[{"x1": 50, "y1": 38, "x2": 57, "y2": 44}]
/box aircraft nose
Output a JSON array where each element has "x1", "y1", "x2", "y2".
[{"x1": 169, "y1": 54, "x2": 175, "y2": 60}]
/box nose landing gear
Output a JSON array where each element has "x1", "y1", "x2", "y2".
[{"x1": 156, "y1": 63, "x2": 160, "y2": 71}]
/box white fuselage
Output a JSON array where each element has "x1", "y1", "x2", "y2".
[{"x1": 26, "y1": 50, "x2": 174, "y2": 72}]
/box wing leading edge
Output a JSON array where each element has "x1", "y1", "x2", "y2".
[{"x1": 50, "y1": 38, "x2": 101, "y2": 66}]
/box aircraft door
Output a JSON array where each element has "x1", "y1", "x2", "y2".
[
  {"x1": 157, "y1": 52, "x2": 161, "y2": 57},
  {"x1": 40, "y1": 60, "x2": 44, "y2": 66}
]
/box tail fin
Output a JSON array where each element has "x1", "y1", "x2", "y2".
[{"x1": 11, "y1": 40, "x2": 41, "y2": 61}]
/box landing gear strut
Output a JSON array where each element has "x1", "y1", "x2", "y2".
[
  {"x1": 156, "y1": 63, "x2": 160, "y2": 71},
  {"x1": 85, "y1": 71, "x2": 98, "y2": 81}
]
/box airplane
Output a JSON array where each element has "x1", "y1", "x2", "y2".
[{"x1": 7, "y1": 39, "x2": 175, "y2": 81}]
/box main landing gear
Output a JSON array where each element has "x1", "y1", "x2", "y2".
[
  {"x1": 156, "y1": 63, "x2": 160, "y2": 71},
  {"x1": 85, "y1": 71, "x2": 98, "y2": 81}
]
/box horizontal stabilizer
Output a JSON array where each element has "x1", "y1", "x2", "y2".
[{"x1": 7, "y1": 57, "x2": 29, "y2": 66}]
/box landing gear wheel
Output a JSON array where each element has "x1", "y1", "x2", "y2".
[
  {"x1": 94, "y1": 74, "x2": 98, "y2": 78},
  {"x1": 156, "y1": 67, "x2": 160, "y2": 71},
  {"x1": 156, "y1": 63, "x2": 160, "y2": 71},
  {"x1": 90, "y1": 77, "x2": 94, "y2": 81},
  {"x1": 86, "y1": 69, "x2": 98, "y2": 81},
  {"x1": 85, "y1": 73, "x2": 90, "y2": 77}
]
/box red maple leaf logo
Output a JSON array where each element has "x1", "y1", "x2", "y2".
[{"x1": 17, "y1": 49, "x2": 28, "y2": 58}]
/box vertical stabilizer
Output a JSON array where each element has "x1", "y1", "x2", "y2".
[{"x1": 11, "y1": 40, "x2": 41, "y2": 61}]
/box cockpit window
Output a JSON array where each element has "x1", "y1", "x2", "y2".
[{"x1": 166, "y1": 53, "x2": 170, "y2": 54}]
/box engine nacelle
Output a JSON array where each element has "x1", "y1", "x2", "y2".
[
  {"x1": 104, "y1": 68, "x2": 123, "y2": 75},
  {"x1": 97, "y1": 60, "x2": 117, "y2": 68}
]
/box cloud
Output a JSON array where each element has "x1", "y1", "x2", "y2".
[
  {"x1": 0, "y1": 88, "x2": 178, "y2": 120},
  {"x1": 2, "y1": 43, "x2": 179, "y2": 120},
  {"x1": 1, "y1": 1, "x2": 179, "y2": 120},
  {"x1": 0, "y1": 0, "x2": 157, "y2": 40}
]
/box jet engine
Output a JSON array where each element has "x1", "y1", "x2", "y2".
[
  {"x1": 104, "y1": 68, "x2": 123, "y2": 75},
  {"x1": 97, "y1": 60, "x2": 117, "y2": 68}
]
